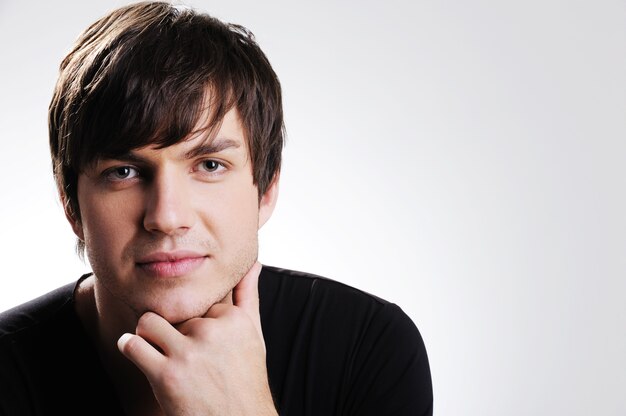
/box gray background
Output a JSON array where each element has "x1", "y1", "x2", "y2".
[{"x1": 1, "y1": 1, "x2": 625, "y2": 414}]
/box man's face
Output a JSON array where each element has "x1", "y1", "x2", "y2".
[{"x1": 71, "y1": 108, "x2": 277, "y2": 324}]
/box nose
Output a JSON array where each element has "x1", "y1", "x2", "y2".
[{"x1": 143, "y1": 172, "x2": 195, "y2": 236}]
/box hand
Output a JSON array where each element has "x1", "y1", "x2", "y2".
[{"x1": 117, "y1": 262, "x2": 277, "y2": 415}]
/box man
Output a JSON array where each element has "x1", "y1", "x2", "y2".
[{"x1": 0, "y1": 1, "x2": 432, "y2": 415}]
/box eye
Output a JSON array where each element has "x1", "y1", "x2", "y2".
[
  {"x1": 199, "y1": 160, "x2": 225, "y2": 173},
  {"x1": 105, "y1": 166, "x2": 139, "y2": 181}
]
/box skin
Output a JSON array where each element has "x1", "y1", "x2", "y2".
[{"x1": 69, "y1": 108, "x2": 279, "y2": 415}]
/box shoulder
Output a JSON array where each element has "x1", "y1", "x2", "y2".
[
  {"x1": 260, "y1": 264, "x2": 391, "y2": 308},
  {"x1": 0, "y1": 280, "x2": 78, "y2": 340},
  {"x1": 0, "y1": 274, "x2": 122, "y2": 414},
  {"x1": 0, "y1": 279, "x2": 78, "y2": 411},
  {"x1": 259, "y1": 264, "x2": 417, "y2": 325},
  {"x1": 259, "y1": 264, "x2": 427, "y2": 357},
  {"x1": 259, "y1": 265, "x2": 433, "y2": 415}
]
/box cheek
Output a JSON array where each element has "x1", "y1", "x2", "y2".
[
  {"x1": 79, "y1": 192, "x2": 140, "y2": 253},
  {"x1": 202, "y1": 182, "x2": 260, "y2": 239}
]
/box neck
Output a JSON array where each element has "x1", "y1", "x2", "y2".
[{"x1": 74, "y1": 274, "x2": 163, "y2": 416}]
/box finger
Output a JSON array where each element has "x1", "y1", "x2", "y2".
[
  {"x1": 232, "y1": 261, "x2": 263, "y2": 334},
  {"x1": 203, "y1": 302, "x2": 231, "y2": 319},
  {"x1": 216, "y1": 289, "x2": 233, "y2": 306},
  {"x1": 117, "y1": 332, "x2": 166, "y2": 379},
  {"x1": 135, "y1": 311, "x2": 185, "y2": 356},
  {"x1": 232, "y1": 261, "x2": 261, "y2": 313}
]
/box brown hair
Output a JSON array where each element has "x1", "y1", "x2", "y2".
[{"x1": 49, "y1": 1, "x2": 284, "y2": 250}]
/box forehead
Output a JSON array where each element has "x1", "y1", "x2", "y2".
[
  {"x1": 134, "y1": 108, "x2": 247, "y2": 159},
  {"x1": 174, "y1": 106, "x2": 245, "y2": 148},
  {"x1": 93, "y1": 106, "x2": 248, "y2": 162}
]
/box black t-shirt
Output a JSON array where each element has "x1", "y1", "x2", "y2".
[{"x1": 0, "y1": 266, "x2": 433, "y2": 415}]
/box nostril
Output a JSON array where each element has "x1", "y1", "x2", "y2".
[{"x1": 143, "y1": 198, "x2": 195, "y2": 235}]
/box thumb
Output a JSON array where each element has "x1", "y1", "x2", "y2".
[{"x1": 233, "y1": 261, "x2": 263, "y2": 336}]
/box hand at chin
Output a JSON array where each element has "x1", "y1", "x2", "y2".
[
  {"x1": 117, "y1": 262, "x2": 276, "y2": 415},
  {"x1": 139, "y1": 284, "x2": 234, "y2": 326}
]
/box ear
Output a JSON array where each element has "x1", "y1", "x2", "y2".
[
  {"x1": 258, "y1": 173, "x2": 280, "y2": 229},
  {"x1": 62, "y1": 196, "x2": 85, "y2": 242}
]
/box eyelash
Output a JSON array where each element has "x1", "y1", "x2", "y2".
[
  {"x1": 103, "y1": 166, "x2": 139, "y2": 182},
  {"x1": 196, "y1": 159, "x2": 226, "y2": 174},
  {"x1": 101, "y1": 159, "x2": 227, "y2": 183}
]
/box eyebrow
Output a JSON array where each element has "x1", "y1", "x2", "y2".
[
  {"x1": 108, "y1": 138, "x2": 241, "y2": 164},
  {"x1": 184, "y1": 138, "x2": 241, "y2": 159}
]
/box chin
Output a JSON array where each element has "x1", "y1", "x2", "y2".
[
  {"x1": 142, "y1": 290, "x2": 225, "y2": 324},
  {"x1": 149, "y1": 303, "x2": 208, "y2": 325}
]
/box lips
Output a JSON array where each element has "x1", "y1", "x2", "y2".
[{"x1": 136, "y1": 251, "x2": 207, "y2": 278}]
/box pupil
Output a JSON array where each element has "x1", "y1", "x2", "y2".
[
  {"x1": 205, "y1": 161, "x2": 217, "y2": 170},
  {"x1": 117, "y1": 167, "x2": 129, "y2": 177}
]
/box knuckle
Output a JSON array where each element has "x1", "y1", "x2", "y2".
[
  {"x1": 231, "y1": 307, "x2": 251, "y2": 325},
  {"x1": 207, "y1": 303, "x2": 228, "y2": 317},
  {"x1": 137, "y1": 313, "x2": 151, "y2": 329},
  {"x1": 136, "y1": 312, "x2": 155, "y2": 332},
  {"x1": 196, "y1": 324, "x2": 214, "y2": 342},
  {"x1": 157, "y1": 364, "x2": 186, "y2": 390}
]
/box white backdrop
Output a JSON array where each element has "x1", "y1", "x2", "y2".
[{"x1": 1, "y1": 1, "x2": 624, "y2": 415}]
